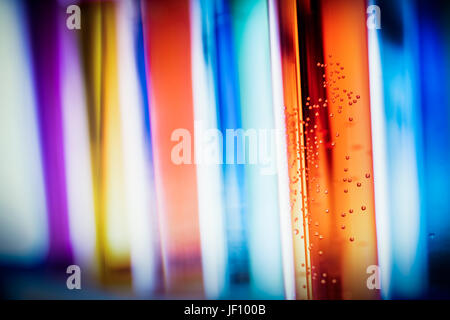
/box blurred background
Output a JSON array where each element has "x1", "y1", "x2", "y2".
[{"x1": 0, "y1": 0, "x2": 449, "y2": 299}]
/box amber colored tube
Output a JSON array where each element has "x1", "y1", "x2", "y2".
[
  {"x1": 277, "y1": 0, "x2": 312, "y2": 300},
  {"x1": 100, "y1": 2, "x2": 131, "y2": 285},
  {"x1": 79, "y1": 0, "x2": 104, "y2": 284},
  {"x1": 319, "y1": 0, "x2": 379, "y2": 300},
  {"x1": 79, "y1": 1, "x2": 132, "y2": 287},
  {"x1": 141, "y1": 0, "x2": 203, "y2": 296},
  {"x1": 279, "y1": 0, "x2": 379, "y2": 299},
  {"x1": 296, "y1": 0, "x2": 339, "y2": 300}
]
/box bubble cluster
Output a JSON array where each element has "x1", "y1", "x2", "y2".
[{"x1": 285, "y1": 55, "x2": 374, "y2": 290}]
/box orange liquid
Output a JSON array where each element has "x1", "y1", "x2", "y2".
[
  {"x1": 279, "y1": 0, "x2": 379, "y2": 299},
  {"x1": 278, "y1": 0, "x2": 312, "y2": 300},
  {"x1": 142, "y1": 0, "x2": 203, "y2": 296}
]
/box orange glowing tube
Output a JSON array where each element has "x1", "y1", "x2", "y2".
[
  {"x1": 319, "y1": 0, "x2": 379, "y2": 299},
  {"x1": 279, "y1": 0, "x2": 379, "y2": 299},
  {"x1": 277, "y1": 0, "x2": 312, "y2": 300},
  {"x1": 296, "y1": 0, "x2": 338, "y2": 300},
  {"x1": 141, "y1": 0, "x2": 203, "y2": 295}
]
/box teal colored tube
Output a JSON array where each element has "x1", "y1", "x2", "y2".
[{"x1": 230, "y1": 0, "x2": 285, "y2": 299}]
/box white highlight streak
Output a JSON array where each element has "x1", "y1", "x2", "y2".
[
  {"x1": 268, "y1": 0, "x2": 296, "y2": 300},
  {"x1": 367, "y1": 29, "x2": 391, "y2": 299}
]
